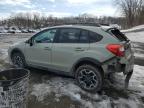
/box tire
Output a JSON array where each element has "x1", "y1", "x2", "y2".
[
  {"x1": 11, "y1": 52, "x2": 26, "y2": 68},
  {"x1": 75, "y1": 65, "x2": 103, "y2": 93}
]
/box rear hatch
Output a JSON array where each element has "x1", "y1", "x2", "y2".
[{"x1": 106, "y1": 28, "x2": 133, "y2": 60}]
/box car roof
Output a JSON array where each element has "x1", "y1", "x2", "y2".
[
  {"x1": 39, "y1": 24, "x2": 118, "y2": 42},
  {"x1": 42, "y1": 25, "x2": 106, "y2": 35}
]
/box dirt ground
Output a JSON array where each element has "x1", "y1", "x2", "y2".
[{"x1": 0, "y1": 33, "x2": 144, "y2": 108}]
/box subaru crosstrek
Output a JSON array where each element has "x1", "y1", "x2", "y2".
[{"x1": 8, "y1": 25, "x2": 134, "y2": 92}]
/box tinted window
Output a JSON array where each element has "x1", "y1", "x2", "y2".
[
  {"x1": 58, "y1": 28, "x2": 80, "y2": 43},
  {"x1": 34, "y1": 29, "x2": 57, "y2": 43},
  {"x1": 89, "y1": 32, "x2": 103, "y2": 43},
  {"x1": 110, "y1": 29, "x2": 128, "y2": 41},
  {"x1": 79, "y1": 30, "x2": 89, "y2": 43}
]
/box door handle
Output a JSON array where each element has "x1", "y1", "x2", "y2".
[
  {"x1": 75, "y1": 47, "x2": 84, "y2": 51},
  {"x1": 44, "y1": 47, "x2": 51, "y2": 51}
]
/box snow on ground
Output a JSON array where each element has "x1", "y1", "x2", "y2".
[
  {"x1": 124, "y1": 25, "x2": 144, "y2": 59},
  {"x1": 0, "y1": 34, "x2": 29, "y2": 59},
  {"x1": 0, "y1": 32, "x2": 144, "y2": 108},
  {"x1": 125, "y1": 31, "x2": 144, "y2": 43},
  {"x1": 134, "y1": 53, "x2": 144, "y2": 58},
  {"x1": 30, "y1": 65, "x2": 144, "y2": 108},
  {"x1": 122, "y1": 25, "x2": 144, "y2": 33},
  {"x1": 0, "y1": 34, "x2": 30, "y2": 70},
  {"x1": 131, "y1": 43, "x2": 144, "y2": 59}
]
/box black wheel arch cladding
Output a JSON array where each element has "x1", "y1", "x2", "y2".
[{"x1": 72, "y1": 57, "x2": 104, "y2": 75}]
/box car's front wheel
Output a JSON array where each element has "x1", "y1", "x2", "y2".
[
  {"x1": 11, "y1": 52, "x2": 26, "y2": 68},
  {"x1": 75, "y1": 65, "x2": 103, "y2": 93}
]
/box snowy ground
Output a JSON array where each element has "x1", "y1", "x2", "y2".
[
  {"x1": 0, "y1": 32, "x2": 144, "y2": 108},
  {"x1": 122, "y1": 25, "x2": 144, "y2": 33},
  {"x1": 125, "y1": 30, "x2": 144, "y2": 59}
]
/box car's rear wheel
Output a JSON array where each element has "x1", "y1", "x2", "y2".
[
  {"x1": 75, "y1": 65, "x2": 103, "y2": 93},
  {"x1": 11, "y1": 52, "x2": 26, "y2": 68}
]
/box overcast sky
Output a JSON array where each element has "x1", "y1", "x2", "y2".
[{"x1": 0, "y1": 0, "x2": 120, "y2": 19}]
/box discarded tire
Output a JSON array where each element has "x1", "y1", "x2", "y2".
[{"x1": 0, "y1": 68, "x2": 30, "y2": 108}]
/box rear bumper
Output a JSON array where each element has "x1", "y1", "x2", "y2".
[
  {"x1": 102, "y1": 55, "x2": 134, "y2": 89},
  {"x1": 102, "y1": 55, "x2": 134, "y2": 75}
]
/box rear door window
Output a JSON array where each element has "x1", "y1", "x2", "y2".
[
  {"x1": 79, "y1": 30, "x2": 89, "y2": 43},
  {"x1": 58, "y1": 28, "x2": 80, "y2": 43}
]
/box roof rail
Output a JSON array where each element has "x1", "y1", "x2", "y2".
[
  {"x1": 64, "y1": 22, "x2": 101, "y2": 27},
  {"x1": 50, "y1": 22, "x2": 101, "y2": 27}
]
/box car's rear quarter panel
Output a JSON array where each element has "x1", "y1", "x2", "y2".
[{"x1": 69, "y1": 33, "x2": 120, "y2": 73}]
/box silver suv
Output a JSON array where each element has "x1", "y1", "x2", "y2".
[{"x1": 8, "y1": 25, "x2": 134, "y2": 92}]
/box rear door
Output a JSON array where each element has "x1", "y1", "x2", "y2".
[{"x1": 51, "y1": 28, "x2": 90, "y2": 72}]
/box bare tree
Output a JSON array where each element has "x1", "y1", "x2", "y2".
[
  {"x1": 115, "y1": 0, "x2": 144, "y2": 28},
  {"x1": 0, "y1": 12, "x2": 127, "y2": 29}
]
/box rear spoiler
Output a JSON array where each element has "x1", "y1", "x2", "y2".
[
  {"x1": 105, "y1": 27, "x2": 130, "y2": 42},
  {"x1": 105, "y1": 27, "x2": 119, "y2": 32}
]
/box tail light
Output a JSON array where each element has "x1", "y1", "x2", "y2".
[{"x1": 106, "y1": 44, "x2": 125, "y2": 57}]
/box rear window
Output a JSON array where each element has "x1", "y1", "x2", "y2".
[
  {"x1": 107, "y1": 28, "x2": 128, "y2": 42},
  {"x1": 89, "y1": 31, "x2": 103, "y2": 43}
]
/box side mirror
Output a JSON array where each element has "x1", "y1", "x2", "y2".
[
  {"x1": 26, "y1": 38, "x2": 33, "y2": 46},
  {"x1": 29, "y1": 38, "x2": 33, "y2": 46}
]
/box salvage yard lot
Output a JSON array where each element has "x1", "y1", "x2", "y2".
[{"x1": 0, "y1": 32, "x2": 144, "y2": 108}]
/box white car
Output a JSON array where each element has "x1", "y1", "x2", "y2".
[
  {"x1": 15, "y1": 29, "x2": 21, "y2": 33},
  {"x1": 8, "y1": 25, "x2": 134, "y2": 92},
  {"x1": 0, "y1": 28, "x2": 7, "y2": 33}
]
